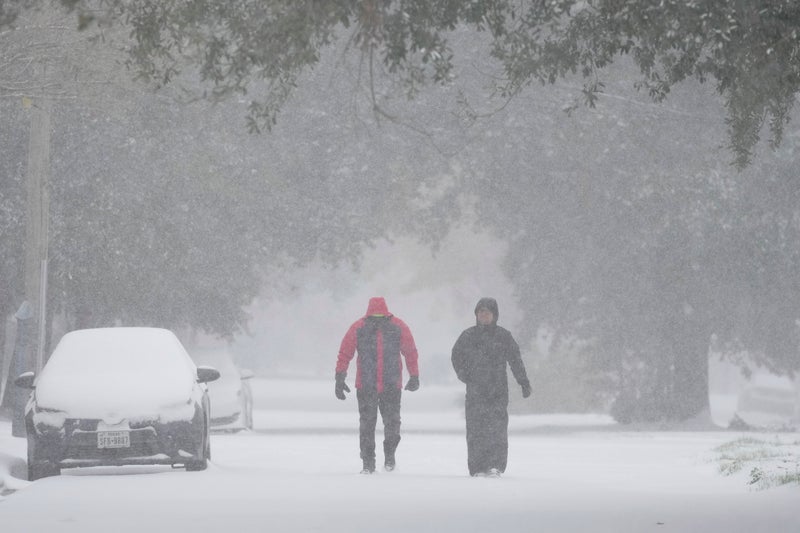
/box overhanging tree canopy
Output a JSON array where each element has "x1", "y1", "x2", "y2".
[{"x1": 45, "y1": 0, "x2": 800, "y2": 168}]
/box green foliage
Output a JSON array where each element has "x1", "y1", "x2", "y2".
[
  {"x1": 511, "y1": 336, "x2": 612, "y2": 414},
  {"x1": 36, "y1": 0, "x2": 799, "y2": 168},
  {"x1": 44, "y1": 102, "x2": 263, "y2": 336},
  {"x1": 0, "y1": 104, "x2": 27, "y2": 322},
  {"x1": 1, "y1": 6, "x2": 443, "y2": 339},
  {"x1": 457, "y1": 62, "x2": 800, "y2": 422},
  {"x1": 490, "y1": 0, "x2": 800, "y2": 168},
  {"x1": 0, "y1": 0, "x2": 32, "y2": 27}
]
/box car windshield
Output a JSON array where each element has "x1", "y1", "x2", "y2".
[
  {"x1": 191, "y1": 349, "x2": 241, "y2": 393},
  {"x1": 192, "y1": 350, "x2": 239, "y2": 375},
  {"x1": 35, "y1": 327, "x2": 197, "y2": 418}
]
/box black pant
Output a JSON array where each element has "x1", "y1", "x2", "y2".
[
  {"x1": 465, "y1": 393, "x2": 509, "y2": 475},
  {"x1": 357, "y1": 387, "x2": 402, "y2": 466}
]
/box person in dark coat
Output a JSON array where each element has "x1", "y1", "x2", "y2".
[
  {"x1": 335, "y1": 297, "x2": 420, "y2": 474},
  {"x1": 451, "y1": 297, "x2": 531, "y2": 477}
]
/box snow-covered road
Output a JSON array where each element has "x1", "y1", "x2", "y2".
[{"x1": 1, "y1": 379, "x2": 798, "y2": 532}]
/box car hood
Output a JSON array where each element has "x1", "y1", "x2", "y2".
[{"x1": 35, "y1": 372, "x2": 196, "y2": 422}]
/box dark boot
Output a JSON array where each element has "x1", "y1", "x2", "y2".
[
  {"x1": 384, "y1": 451, "x2": 396, "y2": 472},
  {"x1": 383, "y1": 438, "x2": 399, "y2": 471},
  {"x1": 361, "y1": 458, "x2": 376, "y2": 474}
]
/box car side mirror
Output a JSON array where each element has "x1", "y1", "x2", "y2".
[
  {"x1": 196, "y1": 366, "x2": 220, "y2": 384},
  {"x1": 239, "y1": 368, "x2": 255, "y2": 380},
  {"x1": 14, "y1": 371, "x2": 36, "y2": 389}
]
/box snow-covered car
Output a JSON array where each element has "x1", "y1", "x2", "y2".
[
  {"x1": 190, "y1": 348, "x2": 254, "y2": 431},
  {"x1": 735, "y1": 374, "x2": 799, "y2": 428},
  {"x1": 14, "y1": 327, "x2": 219, "y2": 481}
]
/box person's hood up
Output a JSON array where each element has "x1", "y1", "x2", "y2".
[
  {"x1": 474, "y1": 297, "x2": 499, "y2": 325},
  {"x1": 366, "y1": 297, "x2": 390, "y2": 316}
]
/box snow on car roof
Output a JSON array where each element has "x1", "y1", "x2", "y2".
[{"x1": 34, "y1": 327, "x2": 198, "y2": 419}]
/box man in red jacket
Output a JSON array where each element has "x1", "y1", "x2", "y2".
[{"x1": 335, "y1": 297, "x2": 420, "y2": 474}]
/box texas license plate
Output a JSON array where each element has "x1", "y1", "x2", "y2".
[{"x1": 97, "y1": 431, "x2": 130, "y2": 449}]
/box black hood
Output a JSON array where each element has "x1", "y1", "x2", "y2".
[{"x1": 474, "y1": 297, "x2": 499, "y2": 325}]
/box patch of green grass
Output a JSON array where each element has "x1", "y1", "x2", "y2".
[
  {"x1": 714, "y1": 437, "x2": 767, "y2": 453},
  {"x1": 714, "y1": 437, "x2": 800, "y2": 489}
]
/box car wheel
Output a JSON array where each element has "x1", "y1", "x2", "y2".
[
  {"x1": 236, "y1": 397, "x2": 254, "y2": 431},
  {"x1": 186, "y1": 457, "x2": 208, "y2": 471},
  {"x1": 241, "y1": 391, "x2": 254, "y2": 431},
  {"x1": 245, "y1": 399, "x2": 254, "y2": 430},
  {"x1": 27, "y1": 436, "x2": 60, "y2": 481},
  {"x1": 185, "y1": 425, "x2": 210, "y2": 472},
  {"x1": 29, "y1": 461, "x2": 60, "y2": 481}
]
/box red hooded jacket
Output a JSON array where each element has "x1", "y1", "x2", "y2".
[{"x1": 336, "y1": 297, "x2": 419, "y2": 392}]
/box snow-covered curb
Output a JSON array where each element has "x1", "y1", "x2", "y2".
[
  {"x1": 0, "y1": 419, "x2": 29, "y2": 498},
  {"x1": 0, "y1": 458, "x2": 30, "y2": 499}
]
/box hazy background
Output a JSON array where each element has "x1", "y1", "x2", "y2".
[{"x1": 2, "y1": 4, "x2": 799, "y2": 427}]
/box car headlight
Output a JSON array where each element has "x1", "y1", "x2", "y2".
[
  {"x1": 158, "y1": 398, "x2": 198, "y2": 424},
  {"x1": 32, "y1": 405, "x2": 67, "y2": 433}
]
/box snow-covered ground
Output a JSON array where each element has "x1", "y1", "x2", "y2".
[{"x1": 1, "y1": 378, "x2": 798, "y2": 532}]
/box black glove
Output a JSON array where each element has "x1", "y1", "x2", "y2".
[
  {"x1": 404, "y1": 375, "x2": 419, "y2": 392},
  {"x1": 335, "y1": 372, "x2": 350, "y2": 400},
  {"x1": 521, "y1": 380, "x2": 532, "y2": 399}
]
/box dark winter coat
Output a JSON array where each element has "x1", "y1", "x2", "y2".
[
  {"x1": 451, "y1": 297, "x2": 530, "y2": 475},
  {"x1": 336, "y1": 297, "x2": 419, "y2": 393},
  {"x1": 451, "y1": 299, "x2": 529, "y2": 402}
]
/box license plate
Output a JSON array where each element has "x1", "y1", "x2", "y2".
[{"x1": 97, "y1": 431, "x2": 130, "y2": 449}]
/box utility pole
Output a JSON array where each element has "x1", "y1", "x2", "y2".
[{"x1": 22, "y1": 93, "x2": 52, "y2": 374}]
